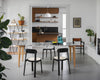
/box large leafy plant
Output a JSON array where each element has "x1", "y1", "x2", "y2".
[
  {"x1": 86, "y1": 29, "x2": 94, "y2": 42},
  {"x1": 0, "y1": 15, "x2": 12, "y2": 80}
]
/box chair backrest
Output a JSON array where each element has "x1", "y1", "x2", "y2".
[
  {"x1": 25, "y1": 49, "x2": 37, "y2": 61},
  {"x1": 57, "y1": 48, "x2": 69, "y2": 59},
  {"x1": 26, "y1": 49, "x2": 37, "y2": 54},
  {"x1": 73, "y1": 38, "x2": 82, "y2": 44}
]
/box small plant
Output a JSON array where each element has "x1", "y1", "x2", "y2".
[
  {"x1": 0, "y1": 14, "x2": 12, "y2": 80},
  {"x1": 18, "y1": 13, "x2": 25, "y2": 25},
  {"x1": 86, "y1": 29, "x2": 94, "y2": 42},
  {"x1": 18, "y1": 13, "x2": 24, "y2": 21}
]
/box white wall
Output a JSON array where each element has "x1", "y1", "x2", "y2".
[
  {"x1": 97, "y1": 0, "x2": 100, "y2": 38},
  {"x1": 0, "y1": 0, "x2": 2, "y2": 7},
  {"x1": 88, "y1": 0, "x2": 100, "y2": 64},
  {"x1": 70, "y1": 0, "x2": 96, "y2": 43},
  {"x1": 0, "y1": 0, "x2": 3, "y2": 16},
  {"x1": 4, "y1": 0, "x2": 97, "y2": 45}
]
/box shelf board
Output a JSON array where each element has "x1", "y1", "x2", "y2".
[
  {"x1": 38, "y1": 32, "x2": 59, "y2": 35},
  {"x1": 11, "y1": 38, "x2": 27, "y2": 41},
  {"x1": 8, "y1": 25, "x2": 27, "y2": 27},
  {"x1": 35, "y1": 17, "x2": 58, "y2": 18},
  {"x1": 7, "y1": 32, "x2": 27, "y2": 34},
  {"x1": 33, "y1": 21, "x2": 58, "y2": 23},
  {"x1": 7, "y1": 52, "x2": 18, "y2": 55}
]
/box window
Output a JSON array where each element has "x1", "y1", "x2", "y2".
[
  {"x1": 62, "y1": 14, "x2": 66, "y2": 38},
  {"x1": 62, "y1": 14, "x2": 67, "y2": 45}
]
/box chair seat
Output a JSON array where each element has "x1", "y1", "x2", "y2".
[
  {"x1": 27, "y1": 57, "x2": 41, "y2": 61},
  {"x1": 75, "y1": 45, "x2": 83, "y2": 47},
  {"x1": 54, "y1": 56, "x2": 67, "y2": 60}
]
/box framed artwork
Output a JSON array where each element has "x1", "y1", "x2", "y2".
[{"x1": 73, "y1": 17, "x2": 81, "y2": 28}]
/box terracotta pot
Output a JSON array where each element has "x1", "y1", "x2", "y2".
[{"x1": 18, "y1": 20, "x2": 24, "y2": 25}]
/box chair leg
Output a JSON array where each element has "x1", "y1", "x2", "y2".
[
  {"x1": 42, "y1": 50, "x2": 44, "y2": 59},
  {"x1": 61, "y1": 61, "x2": 63, "y2": 70},
  {"x1": 31, "y1": 62, "x2": 33, "y2": 71},
  {"x1": 58, "y1": 60, "x2": 60, "y2": 76},
  {"x1": 23, "y1": 61, "x2": 26, "y2": 76},
  {"x1": 52, "y1": 59, "x2": 54, "y2": 71},
  {"x1": 40, "y1": 60, "x2": 43, "y2": 73},
  {"x1": 54, "y1": 50, "x2": 56, "y2": 56},
  {"x1": 50, "y1": 50, "x2": 52, "y2": 60},
  {"x1": 46, "y1": 50, "x2": 47, "y2": 57},
  {"x1": 68, "y1": 60, "x2": 71, "y2": 74},
  {"x1": 83, "y1": 46, "x2": 85, "y2": 55},
  {"x1": 34, "y1": 62, "x2": 36, "y2": 77},
  {"x1": 80, "y1": 47, "x2": 82, "y2": 54}
]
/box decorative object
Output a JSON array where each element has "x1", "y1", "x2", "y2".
[
  {"x1": 73, "y1": 17, "x2": 81, "y2": 28},
  {"x1": 18, "y1": 13, "x2": 25, "y2": 25},
  {"x1": 85, "y1": 29, "x2": 94, "y2": 42},
  {"x1": 11, "y1": 19, "x2": 17, "y2": 25},
  {"x1": 45, "y1": 8, "x2": 51, "y2": 17},
  {"x1": 0, "y1": 14, "x2": 12, "y2": 80}
]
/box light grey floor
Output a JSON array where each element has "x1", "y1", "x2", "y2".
[{"x1": 1, "y1": 47, "x2": 100, "y2": 80}]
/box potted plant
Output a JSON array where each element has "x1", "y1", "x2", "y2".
[
  {"x1": 0, "y1": 14, "x2": 12, "y2": 79},
  {"x1": 85, "y1": 29, "x2": 94, "y2": 42},
  {"x1": 18, "y1": 13, "x2": 24, "y2": 25}
]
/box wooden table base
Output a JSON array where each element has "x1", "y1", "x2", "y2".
[
  {"x1": 69, "y1": 46, "x2": 76, "y2": 67},
  {"x1": 17, "y1": 45, "x2": 25, "y2": 67}
]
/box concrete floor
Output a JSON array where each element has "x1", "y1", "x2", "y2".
[{"x1": 1, "y1": 46, "x2": 100, "y2": 80}]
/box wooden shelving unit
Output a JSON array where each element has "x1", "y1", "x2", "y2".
[{"x1": 7, "y1": 25, "x2": 27, "y2": 54}]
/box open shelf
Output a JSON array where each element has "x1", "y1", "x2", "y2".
[
  {"x1": 34, "y1": 21, "x2": 58, "y2": 23},
  {"x1": 7, "y1": 32, "x2": 27, "y2": 34},
  {"x1": 11, "y1": 38, "x2": 27, "y2": 41},
  {"x1": 35, "y1": 17, "x2": 58, "y2": 18},
  {"x1": 8, "y1": 25, "x2": 27, "y2": 27}
]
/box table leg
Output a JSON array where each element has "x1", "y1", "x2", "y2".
[
  {"x1": 69, "y1": 47, "x2": 71, "y2": 61},
  {"x1": 18, "y1": 46, "x2": 21, "y2": 67},
  {"x1": 73, "y1": 46, "x2": 76, "y2": 67},
  {"x1": 22, "y1": 47, "x2": 24, "y2": 61}
]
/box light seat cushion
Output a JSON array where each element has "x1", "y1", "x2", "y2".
[
  {"x1": 54, "y1": 56, "x2": 67, "y2": 60},
  {"x1": 27, "y1": 57, "x2": 41, "y2": 61}
]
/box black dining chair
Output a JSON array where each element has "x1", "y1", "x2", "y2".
[
  {"x1": 52, "y1": 48, "x2": 71, "y2": 75},
  {"x1": 42, "y1": 46, "x2": 56, "y2": 60},
  {"x1": 23, "y1": 49, "x2": 43, "y2": 77}
]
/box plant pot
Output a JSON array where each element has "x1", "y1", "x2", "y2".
[{"x1": 18, "y1": 20, "x2": 24, "y2": 25}]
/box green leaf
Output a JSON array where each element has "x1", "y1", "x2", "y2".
[
  {"x1": 0, "y1": 73, "x2": 2, "y2": 78},
  {"x1": 0, "y1": 14, "x2": 4, "y2": 23},
  {"x1": 0, "y1": 63, "x2": 5, "y2": 72},
  {"x1": 1, "y1": 73, "x2": 7, "y2": 77},
  {"x1": 0, "y1": 50, "x2": 12, "y2": 60},
  {"x1": 0, "y1": 19, "x2": 10, "y2": 30},
  {"x1": 0, "y1": 37, "x2": 12, "y2": 49}
]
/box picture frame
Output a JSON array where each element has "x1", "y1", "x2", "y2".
[{"x1": 73, "y1": 17, "x2": 81, "y2": 28}]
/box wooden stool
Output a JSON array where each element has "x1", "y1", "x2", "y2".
[{"x1": 17, "y1": 45, "x2": 25, "y2": 67}]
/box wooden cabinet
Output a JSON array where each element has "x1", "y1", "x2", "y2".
[{"x1": 32, "y1": 32, "x2": 58, "y2": 42}]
